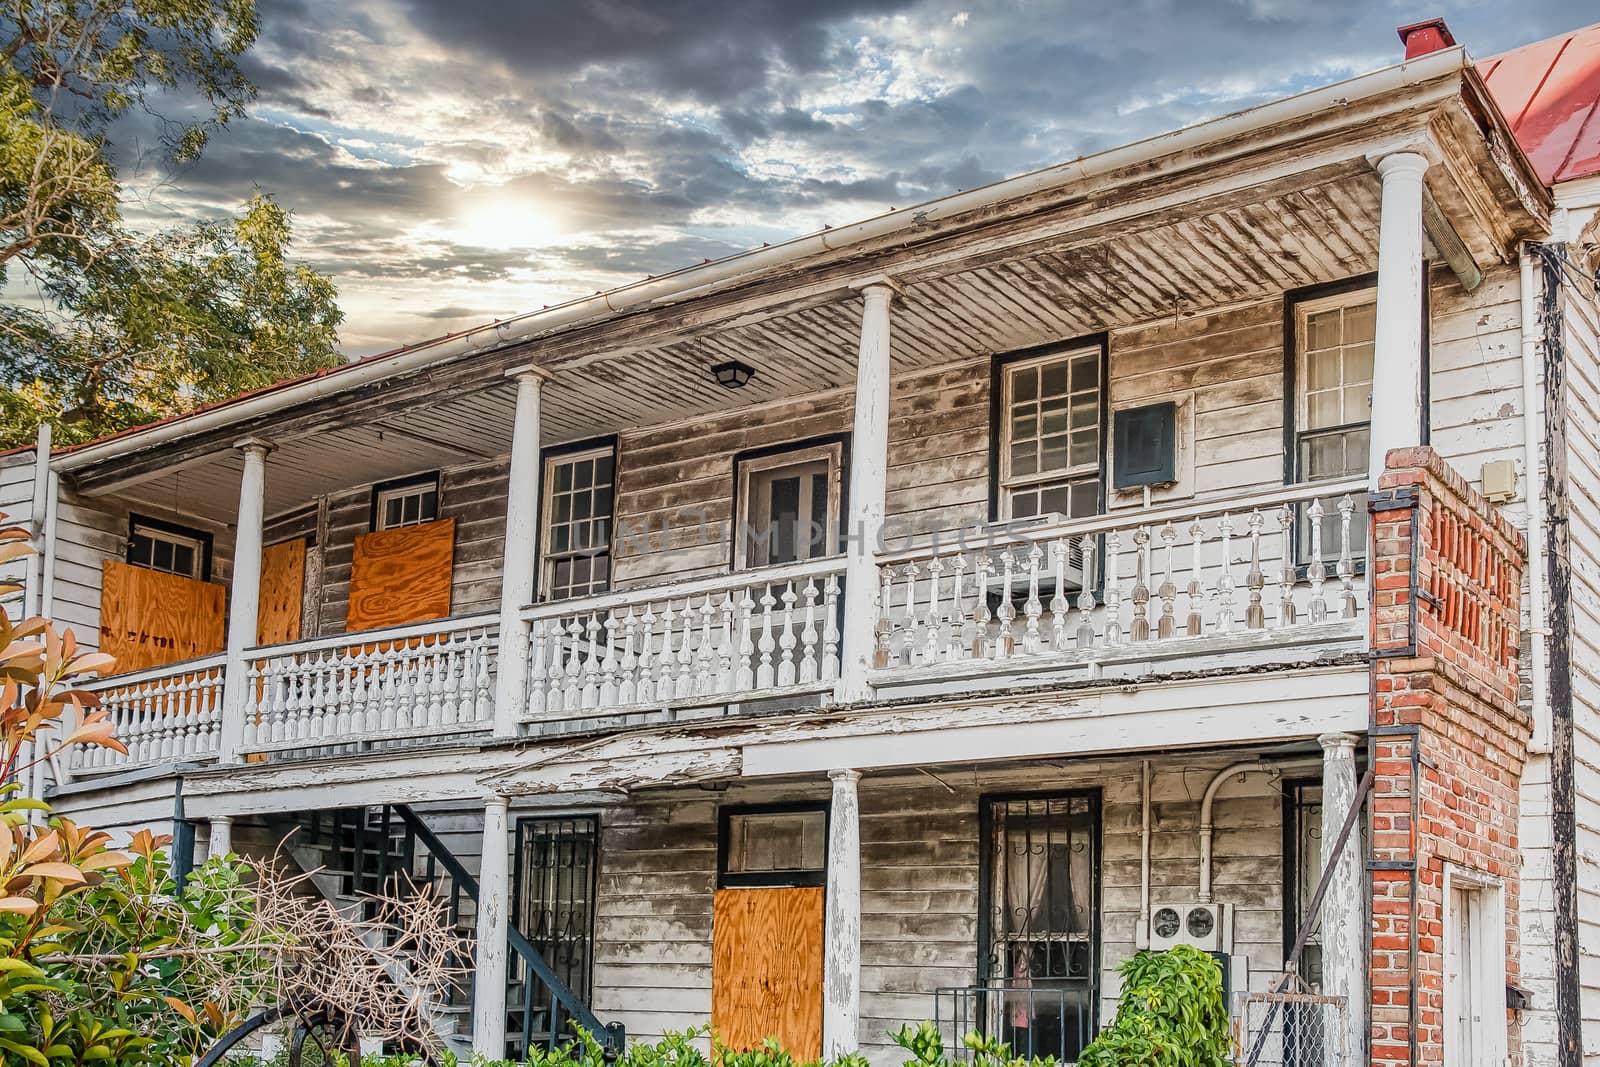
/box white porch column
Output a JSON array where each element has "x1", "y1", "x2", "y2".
[
  {"x1": 1318, "y1": 732, "x2": 1365, "y2": 1062},
  {"x1": 208, "y1": 815, "x2": 233, "y2": 860},
  {"x1": 218, "y1": 437, "x2": 273, "y2": 764},
  {"x1": 839, "y1": 280, "x2": 896, "y2": 703},
  {"x1": 473, "y1": 794, "x2": 512, "y2": 1057},
  {"x1": 493, "y1": 369, "x2": 547, "y2": 737},
  {"x1": 823, "y1": 768, "x2": 862, "y2": 1057},
  {"x1": 1367, "y1": 152, "x2": 1430, "y2": 488}
]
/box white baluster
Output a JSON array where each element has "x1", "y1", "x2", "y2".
[
  {"x1": 563, "y1": 616, "x2": 585, "y2": 712},
  {"x1": 1103, "y1": 530, "x2": 1122, "y2": 645},
  {"x1": 473, "y1": 630, "x2": 493, "y2": 723},
  {"x1": 1023, "y1": 544, "x2": 1044, "y2": 654},
  {"x1": 757, "y1": 587, "x2": 777, "y2": 689},
  {"x1": 900, "y1": 563, "x2": 920, "y2": 665},
  {"x1": 637, "y1": 607, "x2": 657, "y2": 705},
  {"x1": 800, "y1": 579, "x2": 820, "y2": 684},
  {"x1": 695, "y1": 594, "x2": 716, "y2": 695},
  {"x1": 1076, "y1": 537, "x2": 1097, "y2": 649},
  {"x1": 821, "y1": 575, "x2": 841, "y2": 683},
  {"x1": 718, "y1": 593, "x2": 737, "y2": 694},
  {"x1": 974, "y1": 555, "x2": 994, "y2": 657},
  {"x1": 582, "y1": 614, "x2": 602, "y2": 709},
  {"x1": 1307, "y1": 499, "x2": 1328, "y2": 624},
  {"x1": 1278, "y1": 503, "x2": 1299, "y2": 628},
  {"x1": 874, "y1": 565, "x2": 895, "y2": 669},
  {"x1": 951, "y1": 554, "x2": 974, "y2": 660},
  {"x1": 1338, "y1": 495, "x2": 1358, "y2": 619},
  {"x1": 600, "y1": 611, "x2": 620, "y2": 707},
  {"x1": 427, "y1": 635, "x2": 447, "y2": 727},
  {"x1": 1215, "y1": 514, "x2": 1236, "y2": 634},
  {"x1": 778, "y1": 581, "x2": 799, "y2": 687},
  {"x1": 1130, "y1": 527, "x2": 1151, "y2": 643},
  {"x1": 675, "y1": 598, "x2": 695, "y2": 700},
  {"x1": 349, "y1": 647, "x2": 372, "y2": 735},
  {"x1": 528, "y1": 620, "x2": 549, "y2": 718},
  {"x1": 924, "y1": 557, "x2": 945, "y2": 662},
  {"x1": 1187, "y1": 518, "x2": 1206, "y2": 637},
  {"x1": 735, "y1": 592, "x2": 755, "y2": 692},
  {"x1": 1245, "y1": 510, "x2": 1265, "y2": 630},
  {"x1": 619, "y1": 609, "x2": 639, "y2": 705},
  {"x1": 1158, "y1": 523, "x2": 1177, "y2": 640},
  {"x1": 995, "y1": 551, "x2": 1016, "y2": 659},
  {"x1": 1049, "y1": 541, "x2": 1069, "y2": 651}
]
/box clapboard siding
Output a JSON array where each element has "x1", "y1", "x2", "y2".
[
  {"x1": 1429, "y1": 264, "x2": 1526, "y2": 487},
  {"x1": 573, "y1": 753, "x2": 1294, "y2": 1063},
  {"x1": 1556, "y1": 262, "x2": 1600, "y2": 1063},
  {"x1": 0, "y1": 451, "x2": 35, "y2": 616}
]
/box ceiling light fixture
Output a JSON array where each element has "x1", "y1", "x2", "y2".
[{"x1": 711, "y1": 359, "x2": 756, "y2": 389}]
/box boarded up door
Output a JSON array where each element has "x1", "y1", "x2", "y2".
[
  {"x1": 98, "y1": 560, "x2": 226, "y2": 671},
  {"x1": 712, "y1": 887, "x2": 824, "y2": 1058},
  {"x1": 257, "y1": 538, "x2": 307, "y2": 645},
  {"x1": 346, "y1": 519, "x2": 455, "y2": 631}
]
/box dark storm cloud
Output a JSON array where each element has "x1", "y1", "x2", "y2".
[{"x1": 122, "y1": 0, "x2": 1600, "y2": 354}]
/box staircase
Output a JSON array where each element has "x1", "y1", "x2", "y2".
[{"x1": 241, "y1": 804, "x2": 622, "y2": 1060}]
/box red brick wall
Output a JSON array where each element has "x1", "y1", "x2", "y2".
[{"x1": 1369, "y1": 447, "x2": 1530, "y2": 1067}]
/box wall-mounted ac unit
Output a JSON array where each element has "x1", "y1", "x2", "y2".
[{"x1": 1149, "y1": 901, "x2": 1230, "y2": 952}]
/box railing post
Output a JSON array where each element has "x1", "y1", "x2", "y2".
[
  {"x1": 839, "y1": 278, "x2": 899, "y2": 703},
  {"x1": 218, "y1": 437, "x2": 273, "y2": 765},
  {"x1": 494, "y1": 368, "x2": 549, "y2": 737},
  {"x1": 473, "y1": 793, "x2": 512, "y2": 1057},
  {"x1": 823, "y1": 768, "x2": 862, "y2": 1057},
  {"x1": 1318, "y1": 732, "x2": 1365, "y2": 1065},
  {"x1": 1368, "y1": 151, "x2": 1429, "y2": 489}
]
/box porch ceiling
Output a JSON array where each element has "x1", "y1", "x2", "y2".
[{"x1": 108, "y1": 161, "x2": 1389, "y2": 522}]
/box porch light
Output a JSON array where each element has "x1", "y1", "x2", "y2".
[{"x1": 712, "y1": 359, "x2": 756, "y2": 389}]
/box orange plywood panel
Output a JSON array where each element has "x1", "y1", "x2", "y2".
[
  {"x1": 712, "y1": 886, "x2": 824, "y2": 1059},
  {"x1": 256, "y1": 538, "x2": 306, "y2": 646},
  {"x1": 98, "y1": 560, "x2": 226, "y2": 672},
  {"x1": 346, "y1": 519, "x2": 454, "y2": 631}
]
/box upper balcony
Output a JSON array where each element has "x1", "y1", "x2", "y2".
[{"x1": 22, "y1": 51, "x2": 1541, "y2": 784}]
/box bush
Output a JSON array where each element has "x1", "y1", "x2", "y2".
[{"x1": 1076, "y1": 946, "x2": 1230, "y2": 1067}]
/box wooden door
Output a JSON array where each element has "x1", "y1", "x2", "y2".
[{"x1": 711, "y1": 886, "x2": 824, "y2": 1058}]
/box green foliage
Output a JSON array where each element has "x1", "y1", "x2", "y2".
[
  {"x1": 1, "y1": 190, "x2": 344, "y2": 446},
  {"x1": 1076, "y1": 946, "x2": 1231, "y2": 1067},
  {"x1": 890, "y1": 1021, "x2": 1055, "y2": 1067}
]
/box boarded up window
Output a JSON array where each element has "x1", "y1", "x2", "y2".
[
  {"x1": 346, "y1": 518, "x2": 455, "y2": 631},
  {"x1": 257, "y1": 538, "x2": 307, "y2": 646},
  {"x1": 98, "y1": 560, "x2": 226, "y2": 672}
]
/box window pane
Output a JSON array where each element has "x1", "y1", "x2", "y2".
[
  {"x1": 1071, "y1": 353, "x2": 1098, "y2": 388},
  {"x1": 1010, "y1": 442, "x2": 1038, "y2": 478},
  {"x1": 1010, "y1": 489, "x2": 1040, "y2": 519},
  {"x1": 1011, "y1": 412, "x2": 1038, "y2": 442},
  {"x1": 1012, "y1": 367, "x2": 1038, "y2": 402},
  {"x1": 1307, "y1": 349, "x2": 1340, "y2": 390},
  {"x1": 1040, "y1": 361, "x2": 1069, "y2": 398},
  {"x1": 554, "y1": 463, "x2": 572, "y2": 492},
  {"x1": 724, "y1": 811, "x2": 826, "y2": 875},
  {"x1": 1306, "y1": 308, "x2": 1341, "y2": 351},
  {"x1": 173, "y1": 545, "x2": 194, "y2": 577},
  {"x1": 1345, "y1": 301, "x2": 1376, "y2": 342},
  {"x1": 1041, "y1": 436, "x2": 1069, "y2": 473},
  {"x1": 129, "y1": 537, "x2": 151, "y2": 567},
  {"x1": 153, "y1": 540, "x2": 174, "y2": 571},
  {"x1": 1069, "y1": 428, "x2": 1097, "y2": 467}
]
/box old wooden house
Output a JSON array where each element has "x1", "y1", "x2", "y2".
[{"x1": 6, "y1": 17, "x2": 1600, "y2": 1067}]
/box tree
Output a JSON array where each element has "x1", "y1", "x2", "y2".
[
  {"x1": 1, "y1": 192, "x2": 343, "y2": 445},
  {"x1": 1, "y1": 0, "x2": 345, "y2": 448}
]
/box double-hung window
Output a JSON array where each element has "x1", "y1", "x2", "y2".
[
  {"x1": 1293, "y1": 288, "x2": 1376, "y2": 559},
  {"x1": 998, "y1": 346, "x2": 1102, "y2": 521},
  {"x1": 127, "y1": 517, "x2": 209, "y2": 581},
  {"x1": 372, "y1": 474, "x2": 440, "y2": 531},
  {"x1": 734, "y1": 441, "x2": 844, "y2": 570},
  {"x1": 541, "y1": 444, "x2": 615, "y2": 601}
]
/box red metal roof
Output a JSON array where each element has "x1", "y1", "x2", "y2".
[{"x1": 1479, "y1": 21, "x2": 1600, "y2": 186}]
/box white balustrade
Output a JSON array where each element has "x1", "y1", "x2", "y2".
[
  {"x1": 524, "y1": 558, "x2": 846, "y2": 722},
  {"x1": 873, "y1": 479, "x2": 1368, "y2": 676},
  {"x1": 240, "y1": 615, "x2": 497, "y2": 753},
  {"x1": 71, "y1": 655, "x2": 226, "y2": 774}
]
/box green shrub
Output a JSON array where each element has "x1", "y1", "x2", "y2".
[{"x1": 1076, "y1": 946, "x2": 1230, "y2": 1067}]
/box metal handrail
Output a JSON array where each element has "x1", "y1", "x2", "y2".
[{"x1": 393, "y1": 805, "x2": 624, "y2": 1055}]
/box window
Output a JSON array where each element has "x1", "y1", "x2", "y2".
[
  {"x1": 127, "y1": 516, "x2": 210, "y2": 581},
  {"x1": 734, "y1": 440, "x2": 844, "y2": 569},
  {"x1": 996, "y1": 345, "x2": 1103, "y2": 521},
  {"x1": 541, "y1": 443, "x2": 615, "y2": 601},
  {"x1": 512, "y1": 816, "x2": 599, "y2": 1057},
  {"x1": 718, "y1": 805, "x2": 828, "y2": 888},
  {"x1": 978, "y1": 792, "x2": 1100, "y2": 1063},
  {"x1": 371, "y1": 474, "x2": 440, "y2": 531}
]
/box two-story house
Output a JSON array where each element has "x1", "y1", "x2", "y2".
[{"x1": 4, "y1": 17, "x2": 1598, "y2": 1067}]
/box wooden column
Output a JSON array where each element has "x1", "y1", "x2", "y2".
[
  {"x1": 218, "y1": 437, "x2": 273, "y2": 764},
  {"x1": 823, "y1": 768, "x2": 862, "y2": 1057},
  {"x1": 494, "y1": 369, "x2": 547, "y2": 737},
  {"x1": 473, "y1": 794, "x2": 512, "y2": 1058},
  {"x1": 1319, "y1": 731, "x2": 1364, "y2": 1063},
  {"x1": 839, "y1": 280, "x2": 896, "y2": 703},
  {"x1": 1367, "y1": 151, "x2": 1430, "y2": 489},
  {"x1": 208, "y1": 815, "x2": 233, "y2": 860}
]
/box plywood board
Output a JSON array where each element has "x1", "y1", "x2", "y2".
[
  {"x1": 346, "y1": 519, "x2": 455, "y2": 631},
  {"x1": 256, "y1": 538, "x2": 306, "y2": 646},
  {"x1": 712, "y1": 886, "x2": 824, "y2": 1059},
  {"x1": 98, "y1": 560, "x2": 226, "y2": 672}
]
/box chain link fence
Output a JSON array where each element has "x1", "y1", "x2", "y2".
[{"x1": 1232, "y1": 985, "x2": 1349, "y2": 1067}]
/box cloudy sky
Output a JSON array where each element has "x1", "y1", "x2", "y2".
[{"x1": 116, "y1": 0, "x2": 1597, "y2": 355}]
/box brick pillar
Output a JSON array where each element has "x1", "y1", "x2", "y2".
[{"x1": 1368, "y1": 447, "x2": 1530, "y2": 1067}]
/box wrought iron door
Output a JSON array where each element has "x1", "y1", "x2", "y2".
[
  {"x1": 977, "y1": 792, "x2": 1100, "y2": 1062},
  {"x1": 511, "y1": 816, "x2": 599, "y2": 1054}
]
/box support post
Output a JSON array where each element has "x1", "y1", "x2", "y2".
[
  {"x1": 1367, "y1": 151, "x2": 1430, "y2": 488},
  {"x1": 473, "y1": 794, "x2": 512, "y2": 1058},
  {"x1": 493, "y1": 370, "x2": 547, "y2": 737},
  {"x1": 839, "y1": 281, "x2": 896, "y2": 703},
  {"x1": 218, "y1": 438, "x2": 272, "y2": 764},
  {"x1": 823, "y1": 768, "x2": 862, "y2": 1057},
  {"x1": 208, "y1": 815, "x2": 233, "y2": 860},
  {"x1": 1318, "y1": 731, "x2": 1364, "y2": 1063}
]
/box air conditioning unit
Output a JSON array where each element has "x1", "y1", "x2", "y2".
[{"x1": 1148, "y1": 901, "x2": 1230, "y2": 952}]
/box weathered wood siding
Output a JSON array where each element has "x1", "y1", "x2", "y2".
[
  {"x1": 0, "y1": 451, "x2": 35, "y2": 617},
  {"x1": 581, "y1": 754, "x2": 1296, "y2": 1064},
  {"x1": 1429, "y1": 264, "x2": 1527, "y2": 484}
]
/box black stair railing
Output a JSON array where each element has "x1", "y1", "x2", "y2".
[{"x1": 392, "y1": 805, "x2": 625, "y2": 1059}]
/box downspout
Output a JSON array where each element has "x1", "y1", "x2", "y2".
[
  {"x1": 1521, "y1": 246, "x2": 1551, "y2": 753},
  {"x1": 1199, "y1": 761, "x2": 1271, "y2": 903},
  {"x1": 1138, "y1": 759, "x2": 1152, "y2": 948}
]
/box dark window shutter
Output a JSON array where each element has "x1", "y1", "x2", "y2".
[{"x1": 1113, "y1": 402, "x2": 1177, "y2": 489}]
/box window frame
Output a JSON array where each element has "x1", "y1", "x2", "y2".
[
  {"x1": 716, "y1": 801, "x2": 830, "y2": 889},
  {"x1": 987, "y1": 336, "x2": 1110, "y2": 524},
  {"x1": 730, "y1": 435, "x2": 849, "y2": 571},
  {"x1": 536, "y1": 436, "x2": 619, "y2": 604},
  {"x1": 1282, "y1": 272, "x2": 1430, "y2": 486},
  {"x1": 368, "y1": 472, "x2": 441, "y2": 532},
  {"x1": 126, "y1": 513, "x2": 212, "y2": 582}
]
